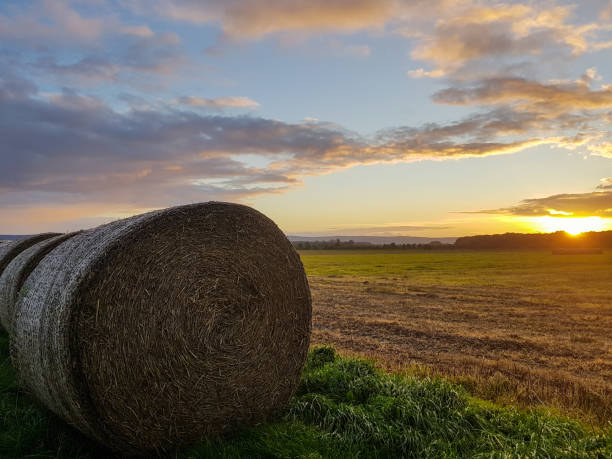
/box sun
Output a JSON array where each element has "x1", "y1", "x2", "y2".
[{"x1": 530, "y1": 216, "x2": 611, "y2": 235}]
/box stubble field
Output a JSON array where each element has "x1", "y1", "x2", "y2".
[{"x1": 300, "y1": 250, "x2": 612, "y2": 425}]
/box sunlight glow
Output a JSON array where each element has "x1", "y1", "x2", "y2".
[{"x1": 529, "y1": 216, "x2": 612, "y2": 235}]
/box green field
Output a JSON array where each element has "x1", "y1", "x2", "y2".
[{"x1": 299, "y1": 250, "x2": 612, "y2": 294}]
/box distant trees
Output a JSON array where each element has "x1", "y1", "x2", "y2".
[
  {"x1": 454, "y1": 230, "x2": 612, "y2": 250},
  {"x1": 292, "y1": 230, "x2": 612, "y2": 250},
  {"x1": 291, "y1": 239, "x2": 454, "y2": 250},
  {"x1": 292, "y1": 239, "x2": 369, "y2": 250}
]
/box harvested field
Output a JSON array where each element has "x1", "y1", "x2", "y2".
[{"x1": 300, "y1": 250, "x2": 612, "y2": 425}]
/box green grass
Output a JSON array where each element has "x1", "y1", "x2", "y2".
[
  {"x1": 1, "y1": 331, "x2": 610, "y2": 458},
  {"x1": 298, "y1": 250, "x2": 612, "y2": 294}
]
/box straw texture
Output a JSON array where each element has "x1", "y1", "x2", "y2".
[
  {"x1": 0, "y1": 234, "x2": 60, "y2": 279},
  {"x1": 11, "y1": 202, "x2": 311, "y2": 454},
  {"x1": 0, "y1": 233, "x2": 79, "y2": 332}
]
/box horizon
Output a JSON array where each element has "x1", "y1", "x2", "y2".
[
  {"x1": 3, "y1": 227, "x2": 612, "y2": 242},
  {"x1": 1, "y1": 1, "x2": 611, "y2": 235}
]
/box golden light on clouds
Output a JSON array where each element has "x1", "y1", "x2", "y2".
[{"x1": 528, "y1": 216, "x2": 612, "y2": 235}]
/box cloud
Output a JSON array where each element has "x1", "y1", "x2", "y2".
[
  {"x1": 1, "y1": 75, "x2": 584, "y2": 215},
  {"x1": 471, "y1": 183, "x2": 612, "y2": 218},
  {"x1": 175, "y1": 96, "x2": 260, "y2": 109},
  {"x1": 0, "y1": 1, "x2": 184, "y2": 85},
  {"x1": 429, "y1": 74, "x2": 612, "y2": 156},
  {"x1": 412, "y1": 7, "x2": 541, "y2": 71},
  {"x1": 130, "y1": 0, "x2": 399, "y2": 39},
  {"x1": 0, "y1": 0, "x2": 153, "y2": 44},
  {"x1": 407, "y1": 3, "x2": 612, "y2": 80},
  {"x1": 0, "y1": 0, "x2": 107, "y2": 44},
  {"x1": 433, "y1": 77, "x2": 612, "y2": 113},
  {"x1": 324, "y1": 224, "x2": 452, "y2": 236},
  {"x1": 33, "y1": 56, "x2": 121, "y2": 82},
  {"x1": 589, "y1": 142, "x2": 612, "y2": 158},
  {"x1": 598, "y1": 177, "x2": 612, "y2": 190},
  {"x1": 601, "y1": 1, "x2": 612, "y2": 20},
  {"x1": 327, "y1": 39, "x2": 371, "y2": 57},
  {"x1": 407, "y1": 68, "x2": 445, "y2": 79}
]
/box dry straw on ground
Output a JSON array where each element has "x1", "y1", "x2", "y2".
[
  {"x1": 0, "y1": 233, "x2": 80, "y2": 333},
  {"x1": 11, "y1": 202, "x2": 312, "y2": 455}
]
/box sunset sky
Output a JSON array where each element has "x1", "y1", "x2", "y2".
[{"x1": 1, "y1": 0, "x2": 612, "y2": 236}]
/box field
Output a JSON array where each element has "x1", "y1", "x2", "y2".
[
  {"x1": 300, "y1": 250, "x2": 612, "y2": 425},
  {"x1": 1, "y1": 249, "x2": 611, "y2": 457},
  {"x1": 2, "y1": 335, "x2": 610, "y2": 458}
]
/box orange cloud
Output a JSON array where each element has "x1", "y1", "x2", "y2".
[
  {"x1": 410, "y1": 3, "x2": 611, "y2": 78},
  {"x1": 433, "y1": 77, "x2": 612, "y2": 113},
  {"x1": 598, "y1": 177, "x2": 612, "y2": 189},
  {"x1": 469, "y1": 182, "x2": 612, "y2": 219},
  {"x1": 589, "y1": 142, "x2": 612, "y2": 158},
  {"x1": 138, "y1": 0, "x2": 399, "y2": 39},
  {"x1": 407, "y1": 68, "x2": 445, "y2": 79},
  {"x1": 175, "y1": 96, "x2": 260, "y2": 109},
  {"x1": 600, "y1": 1, "x2": 612, "y2": 20}
]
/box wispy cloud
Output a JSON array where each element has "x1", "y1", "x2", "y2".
[
  {"x1": 175, "y1": 96, "x2": 260, "y2": 109},
  {"x1": 589, "y1": 142, "x2": 612, "y2": 158},
  {"x1": 598, "y1": 177, "x2": 612, "y2": 190},
  {"x1": 0, "y1": 0, "x2": 160, "y2": 44},
  {"x1": 600, "y1": 1, "x2": 612, "y2": 20},
  {"x1": 321, "y1": 224, "x2": 453, "y2": 236},
  {"x1": 468, "y1": 182, "x2": 612, "y2": 218},
  {"x1": 129, "y1": 0, "x2": 399, "y2": 39},
  {"x1": 433, "y1": 76, "x2": 612, "y2": 113},
  {"x1": 0, "y1": 1, "x2": 185, "y2": 86},
  {"x1": 429, "y1": 72, "x2": 612, "y2": 157},
  {"x1": 327, "y1": 39, "x2": 371, "y2": 57}
]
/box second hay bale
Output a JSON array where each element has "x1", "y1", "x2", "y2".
[
  {"x1": 0, "y1": 233, "x2": 79, "y2": 332},
  {"x1": 0, "y1": 233, "x2": 61, "y2": 332},
  {"x1": 0, "y1": 233, "x2": 60, "y2": 279},
  {"x1": 11, "y1": 202, "x2": 311, "y2": 454}
]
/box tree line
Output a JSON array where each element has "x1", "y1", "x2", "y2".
[
  {"x1": 292, "y1": 230, "x2": 612, "y2": 250},
  {"x1": 454, "y1": 230, "x2": 612, "y2": 250},
  {"x1": 291, "y1": 239, "x2": 454, "y2": 250}
]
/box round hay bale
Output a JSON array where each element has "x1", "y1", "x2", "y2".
[
  {"x1": 11, "y1": 202, "x2": 311, "y2": 454},
  {"x1": 0, "y1": 232, "x2": 80, "y2": 333},
  {"x1": 0, "y1": 234, "x2": 60, "y2": 279}
]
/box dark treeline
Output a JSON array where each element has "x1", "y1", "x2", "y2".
[
  {"x1": 292, "y1": 230, "x2": 612, "y2": 250},
  {"x1": 454, "y1": 230, "x2": 612, "y2": 250},
  {"x1": 291, "y1": 239, "x2": 454, "y2": 250}
]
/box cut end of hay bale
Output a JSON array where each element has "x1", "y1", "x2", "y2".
[{"x1": 12, "y1": 202, "x2": 312, "y2": 454}]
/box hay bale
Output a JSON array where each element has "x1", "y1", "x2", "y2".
[
  {"x1": 0, "y1": 233, "x2": 60, "y2": 279},
  {"x1": 0, "y1": 233, "x2": 80, "y2": 333},
  {"x1": 11, "y1": 202, "x2": 311, "y2": 454}
]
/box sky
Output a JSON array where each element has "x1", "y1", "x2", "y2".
[{"x1": 1, "y1": 0, "x2": 612, "y2": 237}]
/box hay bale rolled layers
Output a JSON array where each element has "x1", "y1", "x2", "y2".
[
  {"x1": 0, "y1": 233, "x2": 60, "y2": 279},
  {"x1": 12, "y1": 202, "x2": 311, "y2": 454},
  {"x1": 0, "y1": 233, "x2": 80, "y2": 333},
  {"x1": 0, "y1": 233, "x2": 61, "y2": 332}
]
